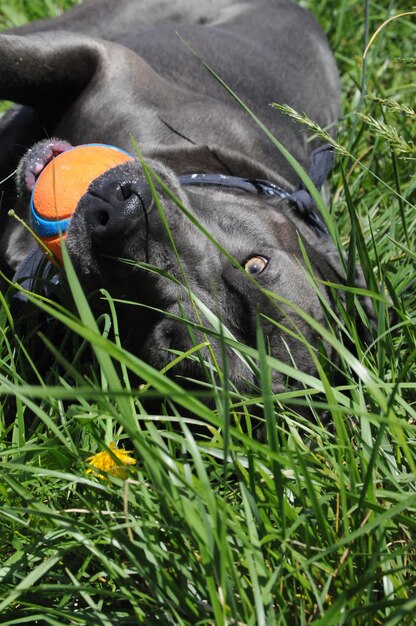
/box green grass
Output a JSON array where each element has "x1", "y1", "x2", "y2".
[
  {"x1": 0, "y1": 0, "x2": 75, "y2": 29},
  {"x1": 1, "y1": 1, "x2": 415, "y2": 624}
]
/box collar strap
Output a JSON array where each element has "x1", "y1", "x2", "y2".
[
  {"x1": 178, "y1": 172, "x2": 329, "y2": 238},
  {"x1": 179, "y1": 172, "x2": 288, "y2": 198},
  {"x1": 178, "y1": 143, "x2": 334, "y2": 239}
]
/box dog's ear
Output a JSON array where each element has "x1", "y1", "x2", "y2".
[
  {"x1": 0, "y1": 32, "x2": 100, "y2": 105},
  {"x1": 0, "y1": 32, "x2": 101, "y2": 278},
  {"x1": 310, "y1": 233, "x2": 378, "y2": 339},
  {"x1": 275, "y1": 210, "x2": 378, "y2": 339}
]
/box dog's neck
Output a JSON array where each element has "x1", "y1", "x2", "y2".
[{"x1": 145, "y1": 143, "x2": 297, "y2": 188}]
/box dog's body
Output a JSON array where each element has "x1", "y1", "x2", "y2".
[{"x1": 0, "y1": 0, "x2": 347, "y2": 393}]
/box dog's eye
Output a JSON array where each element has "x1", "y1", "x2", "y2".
[{"x1": 244, "y1": 255, "x2": 269, "y2": 276}]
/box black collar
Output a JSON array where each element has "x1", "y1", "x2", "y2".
[
  {"x1": 178, "y1": 143, "x2": 335, "y2": 239},
  {"x1": 178, "y1": 172, "x2": 329, "y2": 238}
]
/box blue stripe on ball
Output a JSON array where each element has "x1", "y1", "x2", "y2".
[
  {"x1": 85, "y1": 143, "x2": 133, "y2": 156},
  {"x1": 30, "y1": 195, "x2": 72, "y2": 237}
]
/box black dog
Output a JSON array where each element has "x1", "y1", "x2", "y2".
[{"x1": 0, "y1": 0, "x2": 353, "y2": 394}]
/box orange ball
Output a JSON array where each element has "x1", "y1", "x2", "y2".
[{"x1": 30, "y1": 144, "x2": 134, "y2": 263}]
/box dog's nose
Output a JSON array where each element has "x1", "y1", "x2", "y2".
[{"x1": 82, "y1": 176, "x2": 153, "y2": 247}]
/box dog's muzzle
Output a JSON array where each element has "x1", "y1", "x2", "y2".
[{"x1": 82, "y1": 176, "x2": 153, "y2": 249}]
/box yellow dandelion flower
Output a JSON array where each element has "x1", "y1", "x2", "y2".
[{"x1": 86, "y1": 442, "x2": 136, "y2": 479}]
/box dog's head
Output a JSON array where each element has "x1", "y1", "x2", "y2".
[
  {"x1": 64, "y1": 155, "x2": 347, "y2": 394},
  {"x1": 0, "y1": 24, "x2": 347, "y2": 396}
]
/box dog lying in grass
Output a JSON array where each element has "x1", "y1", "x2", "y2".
[{"x1": 0, "y1": 0, "x2": 366, "y2": 395}]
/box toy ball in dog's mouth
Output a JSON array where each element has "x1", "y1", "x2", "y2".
[{"x1": 30, "y1": 143, "x2": 134, "y2": 263}]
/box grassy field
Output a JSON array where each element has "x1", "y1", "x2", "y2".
[{"x1": 0, "y1": 1, "x2": 415, "y2": 624}]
